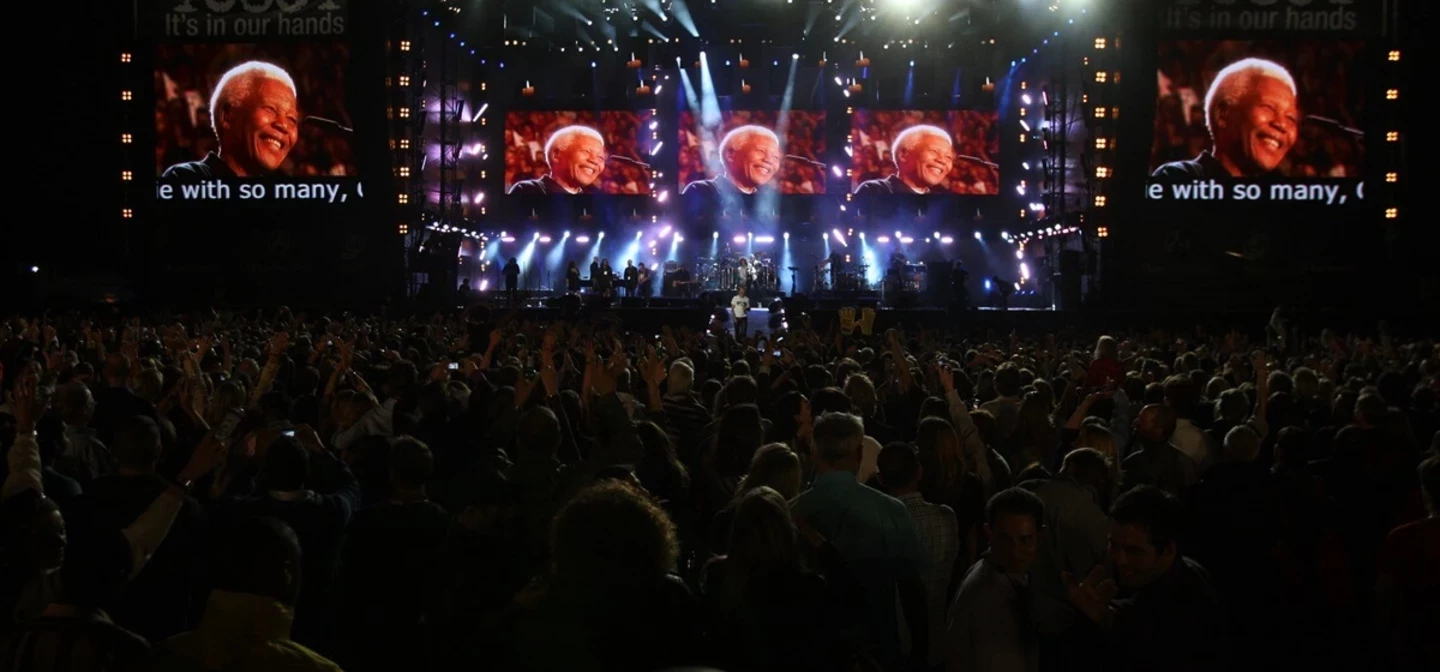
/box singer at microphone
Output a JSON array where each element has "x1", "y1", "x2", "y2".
[
  {"x1": 508, "y1": 125, "x2": 608, "y2": 195},
  {"x1": 161, "y1": 60, "x2": 301, "y2": 181},
  {"x1": 681, "y1": 125, "x2": 782, "y2": 198},
  {"x1": 1152, "y1": 57, "x2": 1299, "y2": 179}
]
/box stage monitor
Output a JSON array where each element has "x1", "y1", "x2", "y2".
[
  {"x1": 504, "y1": 111, "x2": 653, "y2": 196},
  {"x1": 677, "y1": 110, "x2": 827, "y2": 196},
  {"x1": 1147, "y1": 39, "x2": 1366, "y2": 207},
  {"x1": 849, "y1": 110, "x2": 1000, "y2": 196},
  {"x1": 153, "y1": 42, "x2": 360, "y2": 206}
]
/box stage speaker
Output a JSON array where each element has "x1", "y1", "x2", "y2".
[
  {"x1": 1058, "y1": 249, "x2": 1083, "y2": 276},
  {"x1": 1053, "y1": 273, "x2": 1082, "y2": 311},
  {"x1": 619, "y1": 297, "x2": 646, "y2": 308}
]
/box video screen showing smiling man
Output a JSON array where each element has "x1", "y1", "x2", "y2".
[
  {"x1": 508, "y1": 126, "x2": 608, "y2": 195},
  {"x1": 162, "y1": 61, "x2": 299, "y2": 180},
  {"x1": 849, "y1": 110, "x2": 999, "y2": 196},
  {"x1": 1152, "y1": 58, "x2": 1299, "y2": 178},
  {"x1": 504, "y1": 111, "x2": 651, "y2": 196},
  {"x1": 154, "y1": 42, "x2": 357, "y2": 182},
  {"x1": 1150, "y1": 40, "x2": 1365, "y2": 181},
  {"x1": 681, "y1": 125, "x2": 781, "y2": 197},
  {"x1": 678, "y1": 110, "x2": 827, "y2": 196}
]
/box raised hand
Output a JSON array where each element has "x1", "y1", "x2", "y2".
[
  {"x1": 10, "y1": 375, "x2": 48, "y2": 433},
  {"x1": 1064, "y1": 565, "x2": 1118, "y2": 624},
  {"x1": 936, "y1": 363, "x2": 956, "y2": 393}
]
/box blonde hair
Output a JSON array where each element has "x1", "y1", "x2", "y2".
[
  {"x1": 210, "y1": 61, "x2": 297, "y2": 139},
  {"x1": 1204, "y1": 57, "x2": 1297, "y2": 139}
]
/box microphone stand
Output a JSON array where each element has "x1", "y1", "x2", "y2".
[
  {"x1": 303, "y1": 116, "x2": 354, "y2": 134},
  {"x1": 785, "y1": 154, "x2": 827, "y2": 169},
  {"x1": 956, "y1": 155, "x2": 1000, "y2": 169},
  {"x1": 1304, "y1": 115, "x2": 1364, "y2": 140},
  {"x1": 608, "y1": 155, "x2": 653, "y2": 169}
]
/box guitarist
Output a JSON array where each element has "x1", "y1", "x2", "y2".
[
  {"x1": 637, "y1": 262, "x2": 653, "y2": 298},
  {"x1": 671, "y1": 265, "x2": 694, "y2": 298}
]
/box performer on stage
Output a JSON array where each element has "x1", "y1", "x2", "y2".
[
  {"x1": 672, "y1": 265, "x2": 694, "y2": 298},
  {"x1": 739, "y1": 256, "x2": 755, "y2": 291},
  {"x1": 503, "y1": 257, "x2": 521, "y2": 305},
  {"x1": 637, "y1": 262, "x2": 653, "y2": 298},
  {"x1": 827, "y1": 250, "x2": 845, "y2": 291},
  {"x1": 588, "y1": 257, "x2": 601, "y2": 293},
  {"x1": 566, "y1": 261, "x2": 582, "y2": 294},
  {"x1": 623, "y1": 260, "x2": 639, "y2": 297},
  {"x1": 596, "y1": 260, "x2": 615, "y2": 298},
  {"x1": 731, "y1": 286, "x2": 751, "y2": 339}
]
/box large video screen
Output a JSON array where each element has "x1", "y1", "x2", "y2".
[
  {"x1": 850, "y1": 110, "x2": 1000, "y2": 196},
  {"x1": 154, "y1": 43, "x2": 359, "y2": 205},
  {"x1": 678, "y1": 111, "x2": 827, "y2": 195},
  {"x1": 1149, "y1": 40, "x2": 1365, "y2": 206},
  {"x1": 504, "y1": 111, "x2": 652, "y2": 196}
]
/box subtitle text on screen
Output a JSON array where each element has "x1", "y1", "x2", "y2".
[
  {"x1": 1146, "y1": 180, "x2": 1362, "y2": 206},
  {"x1": 156, "y1": 181, "x2": 361, "y2": 205}
]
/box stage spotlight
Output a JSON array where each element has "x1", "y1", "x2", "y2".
[
  {"x1": 713, "y1": 231, "x2": 720, "y2": 239},
  {"x1": 783, "y1": 232, "x2": 790, "y2": 240},
  {"x1": 539, "y1": 236, "x2": 552, "y2": 243},
  {"x1": 563, "y1": 230, "x2": 571, "y2": 238},
  {"x1": 575, "y1": 236, "x2": 591, "y2": 243},
  {"x1": 974, "y1": 231, "x2": 983, "y2": 241}
]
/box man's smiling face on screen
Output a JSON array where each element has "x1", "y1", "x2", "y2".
[{"x1": 220, "y1": 78, "x2": 299, "y2": 175}]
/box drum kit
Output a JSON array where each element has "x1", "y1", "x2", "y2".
[
  {"x1": 815, "y1": 256, "x2": 871, "y2": 292},
  {"x1": 693, "y1": 253, "x2": 779, "y2": 291}
]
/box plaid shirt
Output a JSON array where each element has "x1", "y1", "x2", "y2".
[{"x1": 896, "y1": 491, "x2": 960, "y2": 667}]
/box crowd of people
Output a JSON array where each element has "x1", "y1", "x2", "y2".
[{"x1": 1, "y1": 307, "x2": 1435, "y2": 671}]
